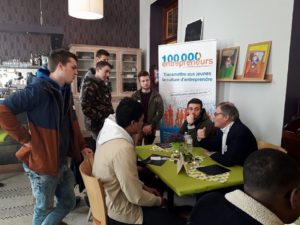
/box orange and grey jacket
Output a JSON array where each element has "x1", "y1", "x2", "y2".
[{"x1": 0, "y1": 69, "x2": 85, "y2": 176}]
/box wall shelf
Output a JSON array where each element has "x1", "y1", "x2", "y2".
[
  {"x1": 217, "y1": 74, "x2": 272, "y2": 83},
  {"x1": 0, "y1": 66, "x2": 41, "y2": 69}
]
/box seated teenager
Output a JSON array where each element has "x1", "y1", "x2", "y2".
[
  {"x1": 93, "y1": 97, "x2": 185, "y2": 225},
  {"x1": 188, "y1": 149, "x2": 300, "y2": 225},
  {"x1": 198, "y1": 102, "x2": 257, "y2": 166},
  {"x1": 179, "y1": 98, "x2": 214, "y2": 147}
]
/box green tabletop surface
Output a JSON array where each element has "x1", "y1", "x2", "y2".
[
  {"x1": 0, "y1": 128, "x2": 8, "y2": 142},
  {"x1": 136, "y1": 145, "x2": 243, "y2": 196}
]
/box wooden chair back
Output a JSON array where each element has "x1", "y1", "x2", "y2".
[
  {"x1": 257, "y1": 140, "x2": 287, "y2": 154},
  {"x1": 79, "y1": 157, "x2": 107, "y2": 225}
]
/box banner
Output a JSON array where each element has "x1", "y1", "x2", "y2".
[{"x1": 159, "y1": 40, "x2": 217, "y2": 143}]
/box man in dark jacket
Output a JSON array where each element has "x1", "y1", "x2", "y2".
[
  {"x1": 132, "y1": 71, "x2": 164, "y2": 145},
  {"x1": 179, "y1": 98, "x2": 214, "y2": 147},
  {"x1": 79, "y1": 49, "x2": 110, "y2": 150},
  {"x1": 80, "y1": 61, "x2": 114, "y2": 141},
  {"x1": 198, "y1": 101, "x2": 257, "y2": 166},
  {"x1": 0, "y1": 49, "x2": 93, "y2": 225},
  {"x1": 188, "y1": 149, "x2": 300, "y2": 225}
]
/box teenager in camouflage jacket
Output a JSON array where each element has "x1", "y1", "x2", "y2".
[{"x1": 80, "y1": 61, "x2": 114, "y2": 140}]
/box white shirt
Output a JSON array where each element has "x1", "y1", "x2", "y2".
[{"x1": 220, "y1": 121, "x2": 234, "y2": 154}]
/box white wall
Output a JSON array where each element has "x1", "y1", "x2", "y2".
[{"x1": 140, "y1": 0, "x2": 294, "y2": 144}]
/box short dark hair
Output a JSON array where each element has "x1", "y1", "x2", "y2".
[
  {"x1": 96, "y1": 49, "x2": 110, "y2": 58},
  {"x1": 95, "y1": 61, "x2": 113, "y2": 70},
  {"x1": 187, "y1": 98, "x2": 203, "y2": 109},
  {"x1": 244, "y1": 149, "x2": 300, "y2": 194},
  {"x1": 116, "y1": 97, "x2": 144, "y2": 128},
  {"x1": 48, "y1": 49, "x2": 77, "y2": 73},
  {"x1": 218, "y1": 101, "x2": 239, "y2": 121},
  {"x1": 138, "y1": 71, "x2": 150, "y2": 81}
]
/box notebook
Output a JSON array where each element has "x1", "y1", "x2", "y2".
[{"x1": 196, "y1": 165, "x2": 230, "y2": 175}]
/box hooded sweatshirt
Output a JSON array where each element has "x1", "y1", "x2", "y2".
[
  {"x1": 36, "y1": 68, "x2": 71, "y2": 166},
  {"x1": 93, "y1": 115, "x2": 161, "y2": 224},
  {"x1": 0, "y1": 68, "x2": 84, "y2": 175}
]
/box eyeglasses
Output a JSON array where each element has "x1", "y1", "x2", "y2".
[{"x1": 214, "y1": 112, "x2": 224, "y2": 117}]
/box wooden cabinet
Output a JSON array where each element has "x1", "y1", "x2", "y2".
[
  {"x1": 69, "y1": 44, "x2": 141, "y2": 97},
  {"x1": 69, "y1": 44, "x2": 142, "y2": 136}
]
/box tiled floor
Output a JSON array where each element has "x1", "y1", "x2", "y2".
[
  {"x1": 0, "y1": 171, "x2": 196, "y2": 225},
  {"x1": 0, "y1": 172, "x2": 92, "y2": 225}
]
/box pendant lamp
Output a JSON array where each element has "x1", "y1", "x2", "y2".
[{"x1": 68, "y1": 0, "x2": 103, "y2": 20}]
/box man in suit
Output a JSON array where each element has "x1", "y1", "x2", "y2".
[
  {"x1": 198, "y1": 102, "x2": 257, "y2": 166},
  {"x1": 188, "y1": 149, "x2": 300, "y2": 225}
]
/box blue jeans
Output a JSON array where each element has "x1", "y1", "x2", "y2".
[{"x1": 23, "y1": 164, "x2": 76, "y2": 225}]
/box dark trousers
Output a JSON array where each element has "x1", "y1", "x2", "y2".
[
  {"x1": 138, "y1": 165, "x2": 167, "y2": 195},
  {"x1": 144, "y1": 134, "x2": 156, "y2": 145},
  {"x1": 108, "y1": 207, "x2": 186, "y2": 225},
  {"x1": 71, "y1": 136, "x2": 96, "y2": 192}
]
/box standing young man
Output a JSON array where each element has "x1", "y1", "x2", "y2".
[
  {"x1": 132, "y1": 71, "x2": 164, "y2": 145},
  {"x1": 80, "y1": 49, "x2": 110, "y2": 150},
  {"x1": 80, "y1": 61, "x2": 114, "y2": 141},
  {"x1": 0, "y1": 49, "x2": 93, "y2": 225}
]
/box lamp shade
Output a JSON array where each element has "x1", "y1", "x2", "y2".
[{"x1": 68, "y1": 0, "x2": 103, "y2": 20}]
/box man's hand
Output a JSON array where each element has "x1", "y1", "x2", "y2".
[
  {"x1": 143, "y1": 185, "x2": 161, "y2": 197},
  {"x1": 142, "y1": 125, "x2": 152, "y2": 135},
  {"x1": 197, "y1": 127, "x2": 206, "y2": 139},
  {"x1": 186, "y1": 114, "x2": 194, "y2": 125},
  {"x1": 81, "y1": 148, "x2": 94, "y2": 158},
  {"x1": 23, "y1": 142, "x2": 32, "y2": 148},
  {"x1": 204, "y1": 149, "x2": 215, "y2": 156}
]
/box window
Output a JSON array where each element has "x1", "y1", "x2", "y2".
[{"x1": 163, "y1": 1, "x2": 178, "y2": 44}]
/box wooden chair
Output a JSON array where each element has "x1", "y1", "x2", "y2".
[
  {"x1": 79, "y1": 157, "x2": 107, "y2": 225},
  {"x1": 257, "y1": 140, "x2": 287, "y2": 154}
]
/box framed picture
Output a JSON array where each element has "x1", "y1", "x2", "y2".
[
  {"x1": 184, "y1": 18, "x2": 204, "y2": 42},
  {"x1": 243, "y1": 41, "x2": 272, "y2": 79},
  {"x1": 216, "y1": 50, "x2": 220, "y2": 74},
  {"x1": 217, "y1": 47, "x2": 239, "y2": 80}
]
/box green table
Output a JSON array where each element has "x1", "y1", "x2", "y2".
[
  {"x1": 136, "y1": 145, "x2": 243, "y2": 197},
  {"x1": 0, "y1": 128, "x2": 8, "y2": 143}
]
